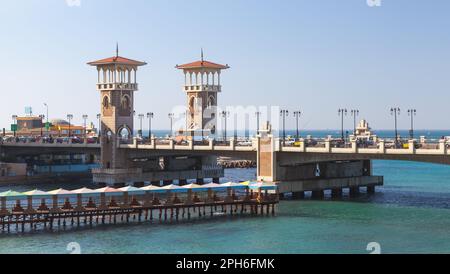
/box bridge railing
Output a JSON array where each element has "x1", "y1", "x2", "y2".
[
  {"x1": 3, "y1": 135, "x2": 450, "y2": 156},
  {"x1": 276, "y1": 137, "x2": 450, "y2": 155}
]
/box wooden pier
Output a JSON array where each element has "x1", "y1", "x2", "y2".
[{"x1": 0, "y1": 185, "x2": 278, "y2": 234}]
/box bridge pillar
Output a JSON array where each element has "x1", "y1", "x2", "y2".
[
  {"x1": 179, "y1": 179, "x2": 188, "y2": 186},
  {"x1": 331, "y1": 188, "x2": 343, "y2": 198},
  {"x1": 292, "y1": 191, "x2": 305, "y2": 200},
  {"x1": 163, "y1": 180, "x2": 173, "y2": 186},
  {"x1": 367, "y1": 185, "x2": 375, "y2": 194},
  {"x1": 257, "y1": 132, "x2": 383, "y2": 196},
  {"x1": 311, "y1": 190, "x2": 324, "y2": 200},
  {"x1": 349, "y1": 187, "x2": 360, "y2": 197},
  {"x1": 151, "y1": 181, "x2": 161, "y2": 187},
  {"x1": 439, "y1": 139, "x2": 447, "y2": 154}
]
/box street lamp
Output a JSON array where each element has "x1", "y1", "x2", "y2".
[
  {"x1": 67, "y1": 114, "x2": 73, "y2": 137},
  {"x1": 293, "y1": 111, "x2": 302, "y2": 140},
  {"x1": 390, "y1": 107, "x2": 400, "y2": 147},
  {"x1": 221, "y1": 111, "x2": 230, "y2": 142},
  {"x1": 12, "y1": 115, "x2": 18, "y2": 137},
  {"x1": 138, "y1": 114, "x2": 145, "y2": 137},
  {"x1": 168, "y1": 113, "x2": 174, "y2": 138},
  {"x1": 43, "y1": 103, "x2": 49, "y2": 136},
  {"x1": 82, "y1": 114, "x2": 88, "y2": 139},
  {"x1": 96, "y1": 114, "x2": 101, "y2": 138},
  {"x1": 350, "y1": 109, "x2": 359, "y2": 136},
  {"x1": 407, "y1": 109, "x2": 417, "y2": 140},
  {"x1": 255, "y1": 111, "x2": 261, "y2": 136},
  {"x1": 147, "y1": 112, "x2": 154, "y2": 139},
  {"x1": 280, "y1": 110, "x2": 289, "y2": 146},
  {"x1": 338, "y1": 109, "x2": 348, "y2": 141},
  {"x1": 39, "y1": 115, "x2": 45, "y2": 137}
]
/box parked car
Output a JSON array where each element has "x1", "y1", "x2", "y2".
[
  {"x1": 71, "y1": 137, "x2": 83, "y2": 144},
  {"x1": 87, "y1": 137, "x2": 98, "y2": 144}
]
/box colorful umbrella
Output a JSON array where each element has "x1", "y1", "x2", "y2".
[
  {"x1": 94, "y1": 187, "x2": 123, "y2": 196},
  {"x1": 119, "y1": 186, "x2": 146, "y2": 195},
  {"x1": 221, "y1": 182, "x2": 246, "y2": 189},
  {"x1": 0, "y1": 190, "x2": 25, "y2": 199},
  {"x1": 72, "y1": 187, "x2": 98, "y2": 196},
  {"x1": 161, "y1": 184, "x2": 187, "y2": 193},
  {"x1": 47, "y1": 189, "x2": 74, "y2": 196},
  {"x1": 23, "y1": 189, "x2": 50, "y2": 197},
  {"x1": 202, "y1": 183, "x2": 226, "y2": 190},
  {"x1": 182, "y1": 183, "x2": 207, "y2": 192},
  {"x1": 239, "y1": 181, "x2": 252, "y2": 186},
  {"x1": 248, "y1": 182, "x2": 277, "y2": 190},
  {"x1": 140, "y1": 185, "x2": 165, "y2": 193}
]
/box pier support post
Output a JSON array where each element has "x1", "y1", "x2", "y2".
[
  {"x1": 196, "y1": 178, "x2": 204, "y2": 185},
  {"x1": 213, "y1": 178, "x2": 220, "y2": 184},
  {"x1": 163, "y1": 180, "x2": 173, "y2": 186},
  {"x1": 151, "y1": 181, "x2": 161, "y2": 187},
  {"x1": 312, "y1": 190, "x2": 324, "y2": 200},
  {"x1": 367, "y1": 185, "x2": 376, "y2": 194},
  {"x1": 179, "y1": 179, "x2": 188, "y2": 186},
  {"x1": 292, "y1": 191, "x2": 305, "y2": 200},
  {"x1": 133, "y1": 182, "x2": 145, "y2": 188},
  {"x1": 331, "y1": 188, "x2": 343, "y2": 198},
  {"x1": 349, "y1": 187, "x2": 360, "y2": 197}
]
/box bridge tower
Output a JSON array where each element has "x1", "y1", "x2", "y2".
[
  {"x1": 176, "y1": 51, "x2": 229, "y2": 138},
  {"x1": 88, "y1": 46, "x2": 147, "y2": 172}
]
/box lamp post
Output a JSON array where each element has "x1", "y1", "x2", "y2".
[
  {"x1": 39, "y1": 115, "x2": 45, "y2": 137},
  {"x1": 147, "y1": 112, "x2": 154, "y2": 139},
  {"x1": 338, "y1": 109, "x2": 348, "y2": 141},
  {"x1": 255, "y1": 111, "x2": 261, "y2": 136},
  {"x1": 280, "y1": 110, "x2": 289, "y2": 146},
  {"x1": 350, "y1": 109, "x2": 359, "y2": 136},
  {"x1": 43, "y1": 103, "x2": 49, "y2": 136},
  {"x1": 66, "y1": 114, "x2": 73, "y2": 138},
  {"x1": 407, "y1": 109, "x2": 417, "y2": 140},
  {"x1": 390, "y1": 107, "x2": 400, "y2": 147},
  {"x1": 82, "y1": 114, "x2": 88, "y2": 139},
  {"x1": 168, "y1": 113, "x2": 174, "y2": 138},
  {"x1": 138, "y1": 114, "x2": 144, "y2": 138},
  {"x1": 11, "y1": 115, "x2": 17, "y2": 137},
  {"x1": 96, "y1": 114, "x2": 101, "y2": 138},
  {"x1": 293, "y1": 111, "x2": 302, "y2": 139},
  {"x1": 221, "y1": 111, "x2": 230, "y2": 142}
]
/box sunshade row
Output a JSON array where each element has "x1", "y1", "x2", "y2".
[{"x1": 0, "y1": 182, "x2": 277, "y2": 199}]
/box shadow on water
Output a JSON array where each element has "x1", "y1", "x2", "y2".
[{"x1": 0, "y1": 212, "x2": 276, "y2": 238}]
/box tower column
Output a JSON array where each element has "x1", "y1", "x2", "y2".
[{"x1": 89, "y1": 49, "x2": 147, "y2": 186}]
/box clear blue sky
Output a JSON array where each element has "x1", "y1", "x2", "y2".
[{"x1": 1, "y1": 0, "x2": 449, "y2": 130}]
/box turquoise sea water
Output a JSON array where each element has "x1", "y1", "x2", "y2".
[{"x1": 1, "y1": 160, "x2": 450, "y2": 254}]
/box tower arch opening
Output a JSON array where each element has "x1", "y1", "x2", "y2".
[{"x1": 118, "y1": 126, "x2": 131, "y2": 141}]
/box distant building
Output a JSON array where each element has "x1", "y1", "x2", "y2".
[
  {"x1": 13, "y1": 117, "x2": 91, "y2": 137},
  {"x1": 15, "y1": 116, "x2": 44, "y2": 136},
  {"x1": 353, "y1": 119, "x2": 377, "y2": 142},
  {"x1": 49, "y1": 119, "x2": 85, "y2": 137}
]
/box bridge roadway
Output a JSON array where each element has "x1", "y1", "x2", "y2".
[{"x1": 2, "y1": 137, "x2": 450, "y2": 165}]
